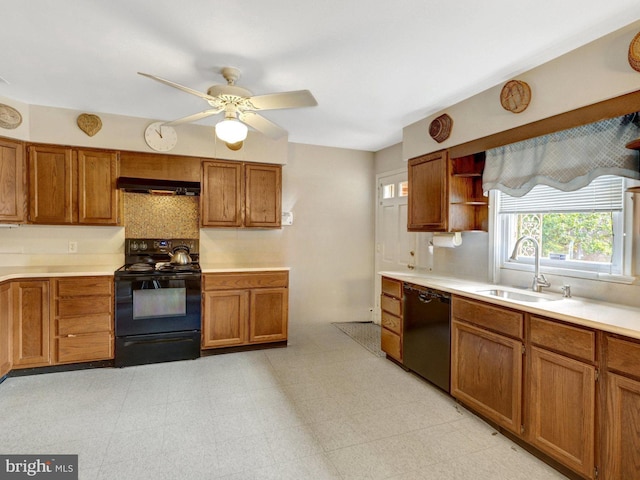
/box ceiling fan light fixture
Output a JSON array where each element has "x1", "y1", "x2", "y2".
[
  {"x1": 225, "y1": 141, "x2": 244, "y2": 151},
  {"x1": 215, "y1": 118, "x2": 248, "y2": 144}
]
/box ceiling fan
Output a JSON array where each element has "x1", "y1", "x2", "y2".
[{"x1": 138, "y1": 67, "x2": 317, "y2": 149}]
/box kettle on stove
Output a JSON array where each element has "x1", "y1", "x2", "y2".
[{"x1": 168, "y1": 245, "x2": 193, "y2": 265}]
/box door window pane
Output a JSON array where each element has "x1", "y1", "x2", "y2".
[
  {"x1": 382, "y1": 183, "x2": 395, "y2": 199},
  {"x1": 399, "y1": 181, "x2": 409, "y2": 197}
]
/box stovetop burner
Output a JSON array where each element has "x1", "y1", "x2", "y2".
[
  {"x1": 126, "y1": 263, "x2": 155, "y2": 272},
  {"x1": 116, "y1": 238, "x2": 201, "y2": 277},
  {"x1": 156, "y1": 263, "x2": 200, "y2": 272},
  {"x1": 116, "y1": 262, "x2": 201, "y2": 275}
]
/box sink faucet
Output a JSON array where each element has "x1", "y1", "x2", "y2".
[{"x1": 510, "y1": 236, "x2": 551, "y2": 292}]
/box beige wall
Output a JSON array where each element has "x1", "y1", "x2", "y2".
[
  {"x1": 374, "y1": 142, "x2": 404, "y2": 174},
  {"x1": 0, "y1": 101, "x2": 288, "y2": 164},
  {"x1": 200, "y1": 143, "x2": 375, "y2": 324},
  {"x1": 373, "y1": 143, "x2": 490, "y2": 283},
  {"x1": 400, "y1": 19, "x2": 640, "y2": 305},
  {"x1": 403, "y1": 20, "x2": 640, "y2": 160},
  {"x1": 0, "y1": 106, "x2": 376, "y2": 325}
]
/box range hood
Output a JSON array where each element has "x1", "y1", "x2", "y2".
[{"x1": 116, "y1": 177, "x2": 200, "y2": 196}]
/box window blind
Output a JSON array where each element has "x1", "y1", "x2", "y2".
[{"x1": 499, "y1": 175, "x2": 624, "y2": 213}]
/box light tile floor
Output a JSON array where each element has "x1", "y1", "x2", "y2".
[{"x1": 0, "y1": 324, "x2": 568, "y2": 479}]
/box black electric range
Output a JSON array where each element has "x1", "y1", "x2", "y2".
[{"x1": 114, "y1": 238, "x2": 202, "y2": 367}]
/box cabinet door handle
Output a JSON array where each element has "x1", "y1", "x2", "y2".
[{"x1": 67, "y1": 334, "x2": 77, "y2": 338}]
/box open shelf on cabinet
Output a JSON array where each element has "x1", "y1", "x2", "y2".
[
  {"x1": 452, "y1": 152, "x2": 486, "y2": 177},
  {"x1": 449, "y1": 152, "x2": 488, "y2": 232}
]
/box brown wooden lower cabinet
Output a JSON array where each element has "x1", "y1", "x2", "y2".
[
  {"x1": 249, "y1": 288, "x2": 288, "y2": 342},
  {"x1": 602, "y1": 334, "x2": 640, "y2": 479},
  {"x1": 525, "y1": 316, "x2": 597, "y2": 479},
  {"x1": 9, "y1": 276, "x2": 114, "y2": 370},
  {"x1": 449, "y1": 301, "x2": 602, "y2": 479},
  {"x1": 451, "y1": 296, "x2": 524, "y2": 435},
  {"x1": 602, "y1": 372, "x2": 640, "y2": 480},
  {"x1": 202, "y1": 271, "x2": 288, "y2": 349},
  {"x1": 12, "y1": 280, "x2": 50, "y2": 368},
  {"x1": 51, "y1": 276, "x2": 114, "y2": 364},
  {"x1": 202, "y1": 290, "x2": 248, "y2": 348},
  {"x1": 527, "y1": 346, "x2": 596, "y2": 478},
  {"x1": 451, "y1": 318, "x2": 523, "y2": 434},
  {"x1": 0, "y1": 282, "x2": 12, "y2": 377},
  {"x1": 380, "y1": 276, "x2": 403, "y2": 362}
]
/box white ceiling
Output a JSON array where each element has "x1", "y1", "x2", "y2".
[{"x1": 2, "y1": 1, "x2": 640, "y2": 152}]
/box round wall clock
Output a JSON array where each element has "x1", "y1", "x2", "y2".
[
  {"x1": 0, "y1": 104, "x2": 22, "y2": 129},
  {"x1": 144, "y1": 121, "x2": 178, "y2": 152},
  {"x1": 500, "y1": 80, "x2": 531, "y2": 113}
]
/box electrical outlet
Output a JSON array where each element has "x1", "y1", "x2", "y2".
[{"x1": 68, "y1": 241, "x2": 78, "y2": 253}]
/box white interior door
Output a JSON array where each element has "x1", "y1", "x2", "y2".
[{"x1": 373, "y1": 169, "x2": 416, "y2": 323}]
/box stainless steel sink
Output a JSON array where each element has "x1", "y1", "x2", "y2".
[{"x1": 476, "y1": 289, "x2": 561, "y2": 303}]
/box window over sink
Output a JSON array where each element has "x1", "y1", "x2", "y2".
[{"x1": 495, "y1": 175, "x2": 637, "y2": 279}]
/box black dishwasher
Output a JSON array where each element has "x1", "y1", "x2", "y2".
[{"x1": 403, "y1": 283, "x2": 451, "y2": 392}]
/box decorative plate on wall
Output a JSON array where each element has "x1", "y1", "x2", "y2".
[
  {"x1": 0, "y1": 103, "x2": 22, "y2": 129},
  {"x1": 77, "y1": 113, "x2": 103, "y2": 136},
  {"x1": 629, "y1": 31, "x2": 640, "y2": 73},
  {"x1": 429, "y1": 113, "x2": 453, "y2": 143},
  {"x1": 500, "y1": 80, "x2": 531, "y2": 113}
]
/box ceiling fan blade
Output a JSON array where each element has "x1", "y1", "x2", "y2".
[
  {"x1": 163, "y1": 108, "x2": 223, "y2": 126},
  {"x1": 239, "y1": 112, "x2": 287, "y2": 139},
  {"x1": 248, "y1": 90, "x2": 317, "y2": 111},
  {"x1": 138, "y1": 72, "x2": 218, "y2": 102}
]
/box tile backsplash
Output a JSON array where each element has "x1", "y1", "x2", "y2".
[{"x1": 124, "y1": 193, "x2": 199, "y2": 238}]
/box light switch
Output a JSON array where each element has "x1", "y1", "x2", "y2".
[{"x1": 282, "y1": 211, "x2": 293, "y2": 226}]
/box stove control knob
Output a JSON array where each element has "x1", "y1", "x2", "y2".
[
  {"x1": 130, "y1": 241, "x2": 139, "y2": 251},
  {"x1": 139, "y1": 241, "x2": 148, "y2": 251}
]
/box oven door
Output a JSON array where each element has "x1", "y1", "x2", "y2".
[{"x1": 115, "y1": 274, "x2": 201, "y2": 337}]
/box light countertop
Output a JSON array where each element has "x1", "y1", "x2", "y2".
[
  {"x1": 0, "y1": 265, "x2": 290, "y2": 283},
  {"x1": 380, "y1": 271, "x2": 640, "y2": 340},
  {"x1": 200, "y1": 266, "x2": 290, "y2": 273},
  {"x1": 0, "y1": 265, "x2": 120, "y2": 282}
]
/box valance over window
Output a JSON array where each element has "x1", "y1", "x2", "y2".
[{"x1": 482, "y1": 114, "x2": 640, "y2": 197}]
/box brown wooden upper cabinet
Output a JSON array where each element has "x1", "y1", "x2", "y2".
[
  {"x1": 408, "y1": 150, "x2": 448, "y2": 231},
  {"x1": 201, "y1": 160, "x2": 281, "y2": 228},
  {"x1": 77, "y1": 149, "x2": 119, "y2": 224},
  {"x1": 407, "y1": 150, "x2": 487, "y2": 232},
  {"x1": 28, "y1": 145, "x2": 119, "y2": 225},
  {"x1": 0, "y1": 138, "x2": 26, "y2": 223},
  {"x1": 244, "y1": 163, "x2": 282, "y2": 228}
]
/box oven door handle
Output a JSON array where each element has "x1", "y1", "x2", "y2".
[
  {"x1": 122, "y1": 336, "x2": 197, "y2": 347},
  {"x1": 117, "y1": 273, "x2": 201, "y2": 282}
]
